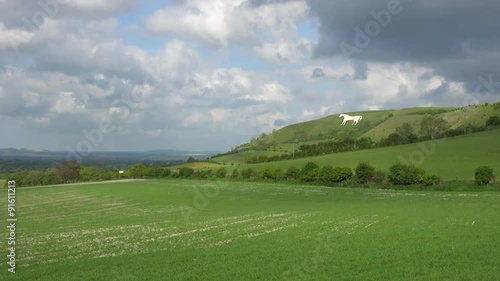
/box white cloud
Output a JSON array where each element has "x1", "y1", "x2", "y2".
[
  {"x1": 0, "y1": 23, "x2": 34, "y2": 50},
  {"x1": 210, "y1": 108, "x2": 231, "y2": 123},
  {"x1": 349, "y1": 63, "x2": 446, "y2": 109},
  {"x1": 145, "y1": 0, "x2": 310, "y2": 49},
  {"x1": 51, "y1": 92, "x2": 85, "y2": 114},
  {"x1": 254, "y1": 82, "x2": 293, "y2": 104},
  {"x1": 145, "y1": 0, "x2": 249, "y2": 46}
]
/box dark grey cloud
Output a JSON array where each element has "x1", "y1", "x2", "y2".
[{"x1": 309, "y1": 0, "x2": 500, "y2": 91}]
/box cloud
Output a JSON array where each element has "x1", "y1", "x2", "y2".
[
  {"x1": 145, "y1": 0, "x2": 312, "y2": 63},
  {"x1": 1, "y1": 1, "x2": 498, "y2": 151},
  {"x1": 308, "y1": 0, "x2": 500, "y2": 90},
  {"x1": 51, "y1": 92, "x2": 86, "y2": 114},
  {"x1": 0, "y1": 0, "x2": 136, "y2": 29}
]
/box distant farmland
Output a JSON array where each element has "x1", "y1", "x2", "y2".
[{"x1": 3, "y1": 179, "x2": 500, "y2": 280}]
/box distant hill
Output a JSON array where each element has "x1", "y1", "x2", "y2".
[
  {"x1": 0, "y1": 148, "x2": 224, "y2": 177},
  {"x1": 0, "y1": 148, "x2": 222, "y2": 161}
]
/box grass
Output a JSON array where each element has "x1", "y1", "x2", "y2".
[
  {"x1": 2, "y1": 179, "x2": 500, "y2": 280},
  {"x1": 211, "y1": 150, "x2": 283, "y2": 165},
  {"x1": 0, "y1": 179, "x2": 5, "y2": 188},
  {"x1": 220, "y1": 129, "x2": 500, "y2": 180}
]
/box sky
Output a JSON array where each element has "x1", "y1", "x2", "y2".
[{"x1": 0, "y1": 0, "x2": 499, "y2": 152}]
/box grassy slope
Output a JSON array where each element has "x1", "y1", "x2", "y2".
[
  {"x1": 236, "y1": 129, "x2": 500, "y2": 180},
  {"x1": 168, "y1": 162, "x2": 224, "y2": 170},
  {"x1": 235, "y1": 103, "x2": 499, "y2": 154},
  {"x1": 3, "y1": 179, "x2": 500, "y2": 280},
  {"x1": 266, "y1": 109, "x2": 394, "y2": 144},
  {"x1": 211, "y1": 150, "x2": 283, "y2": 165}
]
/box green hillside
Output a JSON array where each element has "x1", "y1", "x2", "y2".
[
  {"x1": 234, "y1": 103, "x2": 499, "y2": 152},
  {"x1": 221, "y1": 129, "x2": 500, "y2": 180}
]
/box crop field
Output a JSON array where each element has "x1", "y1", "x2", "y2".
[{"x1": 2, "y1": 179, "x2": 500, "y2": 280}]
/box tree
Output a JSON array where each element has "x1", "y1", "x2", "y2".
[
  {"x1": 23, "y1": 170, "x2": 45, "y2": 186},
  {"x1": 57, "y1": 160, "x2": 80, "y2": 183},
  {"x1": 355, "y1": 162, "x2": 376, "y2": 184},
  {"x1": 395, "y1": 123, "x2": 418, "y2": 144},
  {"x1": 380, "y1": 133, "x2": 404, "y2": 146},
  {"x1": 420, "y1": 116, "x2": 449, "y2": 139},
  {"x1": 130, "y1": 163, "x2": 146, "y2": 178},
  {"x1": 6, "y1": 171, "x2": 29, "y2": 187},
  {"x1": 486, "y1": 116, "x2": 500, "y2": 126},
  {"x1": 475, "y1": 166, "x2": 494, "y2": 185},
  {"x1": 187, "y1": 157, "x2": 196, "y2": 163},
  {"x1": 43, "y1": 169, "x2": 58, "y2": 185},
  {"x1": 80, "y1": 166, "x2": 106, "y2": 182}
]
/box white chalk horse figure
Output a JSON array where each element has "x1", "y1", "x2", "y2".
[{"x1": 339, "y1": 114, "x2": 363, "y2": 126}]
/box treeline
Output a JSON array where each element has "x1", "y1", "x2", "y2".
[
  {"x1": 161, "y1": 162, "x2": 496, "y2": 189},
  {"x1": 3, "y1": 159, "x2": 496, "y2": 190},
  {"x1": 2, "y1": 161, "x2": 175, "y2": 188},
  {"x1": 244, "y1": 115, "x2": 500, "y2": 164},
  {"x1": 0, "y1": 157, "x2": 182, "y2": 178}
]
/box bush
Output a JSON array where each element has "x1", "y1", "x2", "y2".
[
  {"x1": 272, "y1": 168, "x2": 284, "y2": 180},
  {"x1": 319, "y1": 165, "x2": 335, "y2": 183},
  {"x1": 178, "y1": 167, "x2": 194, "y2": 178},
  {"x1": 42, "y1": 169, "x2": 59, "y2": 185},
  {"x1": 423, "y1": 174, "x2": 441, "y2": 186},
  {"x1": 475, "y1": 166, "x2": 495, "y2": 185},
  {"x1": 332, "y1": 167, "x2": 353, "y2": 182},
  {"x1": 160, "y1": 168, "x2": 171, "y2": 178},
  {"x1": 231, "y1": 168, "x2": 240, "y2": 179},
  {"x1": 373, "y1": 170, "x2": 387, "y2": 185},
  {"x1": 193, "y1": 169, "x2": 210, "y2": 179},
  {"x1": 259, "y1": 165, "x2": 274, "y2": 179},
  {"x1": 300, "y1": 162, "x2": 320, "y2": 182},
  {"x1": 355, "y1": 162, "x2": 376, "y2": 184},
  {"x1": 241, "y1": 168, "x2": 255, "y2": 179},
  {"x1": 319, "y1": 166, "x2": 353, "y2": 183},
  {"x1": 388, "y1": 163, "x2": 425, "y2": 185},
  {"x1": 215, "y1": 167, "x2": 227, "y2": 178},
  {"x1": 285, "y1": 166, "x2": 300, "y2": 180}
]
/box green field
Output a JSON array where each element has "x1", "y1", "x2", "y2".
[
  {"x1": 218, "y1": 129, "x2": 500, "y2": 180},
  {"x1": 2, "y1": 179, "x2": 500, "y2": 280}
]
